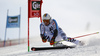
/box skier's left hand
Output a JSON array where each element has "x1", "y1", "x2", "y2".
[{"x1": 50, "y1": 37, "x2": 55, "y2": 45}]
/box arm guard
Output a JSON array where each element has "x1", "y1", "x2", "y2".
[{"x1": 53, "y1": 29, "x2": 58, "y2": 39}]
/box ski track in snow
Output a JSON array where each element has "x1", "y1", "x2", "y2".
[{"x1": 0, "y1": 36, "x2": 100, "y2": 56}]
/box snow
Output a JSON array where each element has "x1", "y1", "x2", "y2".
[{"x1": 0, "y1": 35, "x2": 100, "y2": 56}]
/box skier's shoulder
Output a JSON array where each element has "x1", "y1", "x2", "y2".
[
  {"x1": 51, "y1": 19, "x2": 57, "y2": 22},
  {"x1": 40, "y1": 22, "x2": 45, "y2": 27},
  {"x1": 51, "y1": 19, "x2": 57, "y2": 23},
  {"x1": 51, "y1": 19, "x2": 59, "y2": 29}
]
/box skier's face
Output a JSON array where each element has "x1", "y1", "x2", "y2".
[{"x1": 43, "y1": 20, "x2": 50, "y2": 26}]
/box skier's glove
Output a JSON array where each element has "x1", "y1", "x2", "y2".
[
  {"x1": 50, "y1": 37, "x2": 55, "y2": 45},
  {"x1": 40, "y1": 34, "x2": 47, "y2": 43}
]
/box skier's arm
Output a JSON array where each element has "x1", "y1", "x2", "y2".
[
  {"x1": 52, "y1": 19, "x2": 59, "y2": 38},
  {"x1": 50, "y1": 19, "x2": 59, "y2": 45},
  {"x1": 53, "y1": 29, "x2": 58, "y2": 38},
  {"x1": 40, "y1": 24, "x2": 47, "y2": 43}
]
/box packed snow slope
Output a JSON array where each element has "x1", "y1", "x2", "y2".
[{"x1": 0, "y1": 35, "x2": 100, "y2": 56}]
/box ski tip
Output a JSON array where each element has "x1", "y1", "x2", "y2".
[{"x1": 31, "y1": 47, "x2": 36, "y2": 51}]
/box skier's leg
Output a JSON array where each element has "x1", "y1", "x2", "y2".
[
  {"x1": 60, "y1": 31, "x2": 80, "y2": 45},
  {"x1": 58, "y1": 27, "x2": 84, "y2": 45},
  {"x1": 64, "y1": 37, "x2": 84, "y2": 45}
]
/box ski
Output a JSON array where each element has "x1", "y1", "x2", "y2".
[{"x1": 31, "y1": 46, "x2": 75, "y2": 51}]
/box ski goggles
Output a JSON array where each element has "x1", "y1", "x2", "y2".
[{"x1": 43, "y1": 20, "x2": 50, "y2": 23}]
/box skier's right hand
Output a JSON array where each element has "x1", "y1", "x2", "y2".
[
  {"x1": 41, "y1": 34, "x2": 47, "y2": 43},
  {"x1": 42, "y1": 37, "x2": 47, "y2": 43}
]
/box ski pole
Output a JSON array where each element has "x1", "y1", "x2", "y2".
[
  {"x1": 71, "y1": 32, "x2": 99, "y2": 39},
  {"x1": 54, "y1": 32, "x2": 99, "y2": 44}
]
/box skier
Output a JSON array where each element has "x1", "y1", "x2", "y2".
[{"x1": 40, "y1": 13, "x2": 82, "y2": 46}]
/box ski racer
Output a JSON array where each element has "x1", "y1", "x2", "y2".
[{"x1": 40, "y1": 13, "x2": 81, "y2": 46}]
